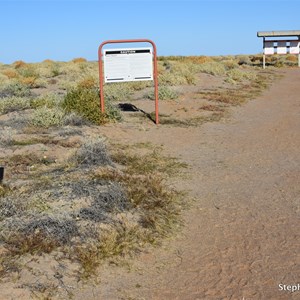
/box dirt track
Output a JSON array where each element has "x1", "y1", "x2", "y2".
[{"x1": 71, "y1": 68, "x2": 300, "y2": 300}]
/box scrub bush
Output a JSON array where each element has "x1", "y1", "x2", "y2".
[
  {"x1": 30, "y1": 106, "x2": 64, "y2": 128},
  {"x1": 30, "y1": 93, "x2": 62, "y2": 109},
  {"x1": 146, "y1": 86, "x2": 179, "y2": 100},
  {"x1": 0, "y1": 81, "x2": 31, "y2": 98},
  {"x1": 197, "y1": 62, "x2": 227, "y2": 76},
  {"x1": 62, "y1": 85, "x2": 122, "y2": 125},
  {"x1": 75, "y1": 138, "x2": 113, "y2": 167},
  {"x1": 0, "y1": 96, "x2": 31, "y2": 114},
  {"x1": 72, "y1": 57, "x2": 87, "y2": 63}
]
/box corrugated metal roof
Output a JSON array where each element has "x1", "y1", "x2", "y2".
[{"x1": 257, "y1": 30, "x2": 300, "y2": 37}]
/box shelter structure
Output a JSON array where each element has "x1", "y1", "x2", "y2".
[{"x1": 257, "y1": 30, "x2": 300, "y2": 68}]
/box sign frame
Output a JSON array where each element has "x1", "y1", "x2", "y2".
[{"x1": 98, "y1": 39, "x2": 159, "y2": 124}]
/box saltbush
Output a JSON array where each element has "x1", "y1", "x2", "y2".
[
  {"x1": 31, "y1": 106, "x2": 64, "y2": 127},
  {"x1": 0, "y1": 81, "x2": 31, "y2": 98},
  {"x1": 0, "y1": 96, "x2": 31, "y2": 114},
  {"x1": 62, "y1": 85, "x2": 122, "y2": 125},
  {"x1": 75, "y1": 138, "x2": 113, "y2": 167}
]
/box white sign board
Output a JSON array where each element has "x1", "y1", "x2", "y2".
[
  {"x1": 277, "y1": 41, "x2": 287, "y2": 54},
  {"x1": 264, "y1": 41, "x2": 274, "y2": 55},
  {"x1": 104, "y1": 48, "x2": 153, "y2": 83},
  {"x1": 290, "y1": 41, "x2": 300, "y2": 54}
]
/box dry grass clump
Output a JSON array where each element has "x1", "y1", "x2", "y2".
[
  {"x1": 158, "y1": 60, "x2": 197, "y2": 85},
  {"x1": 158, "y1": 55, "x2": 213, "y2": 64},
  {"x1": 155, "y1": 112, "x2": 224, "y2": 127},
  {"x1": 196, "y1": 73, "x2": 272, "y2": 106},
  {"x1": 286, "y1": 55, "x2": 298, "y2": 62},
  {"x1": 29, "y1": 93, "x2": 62, "y2": 109},
  {"x1": 63, "y1": 112, "x2": 88, "y2": 126},
  {"x1": 223, "y1": 59, "x2": 239, "y2": 70},
  {"x1": 0, "y1": 127, "x2": 18, "y2": 146},
  {"x1": 1, "y1": 216, "x2": 78, "y2": 255},
  {"x1": 146, "y1": 85, "x2": 179, "y2": 100},
  {"x1": 0, "y1": 96, "x2": 31, "y2": 114},
  {"x1": 94, "y1": 168, "x2": 183, "y2": 239},
  {"x1": 226, "y1": 68, "x2": 257, "y2": 84},
  {"x1": 0, "y1": 137, "x2": 186, "y2": 279},
  {"x1": 0, "y1": 73, "x2": 8, "y2": 85},
  {"x1": 13, "y1": 60, "x2": 27, "y2": 69},
  {"x1": 77, "y1": 76, "x2": 97, "y2": 89},
  {"x1": 76, "y1": 181, "x2": 130, "y2": 221},
  {"x1": 3, "y1": 153, "x2": 54, "y2": 175},
  {"x1": 42, "y1": 59, "x2": 54, "y2": 64},
  {"x1": 185, "y1": 56, "x2": 214, "y2": 64},
  {"x1": 236, "y1": 55, "x2": 252, "y2": 66},
  {"x1": 0, "y1": 184, "x2": 11, "y2": 198},
  {"x1": 197, "y1": 61, "x2": 227, "y2": 76},
  {"x1": 104, "y1": 82, "x2": 134, "y2": 101},
  {"x1": 72, "y1": 57, "x2": 87, "y2": 63},
  {"x1": 197, "y1": 89, "x2": 247, "y2": 105},
  {"x1": 200, "y1": 104, "x2": 225, "y2": 112},
  {"x1": 2, "y1": 69, "x2": 18, "y2": 79},
  {"x1": 30, "y1": 106, "x2": 65, "y2": 128},
  {"x1": 111, "y1": 147, "x2": 187, "y2": 176},
  {"x1": 74, "y1": 138, "x2": 113, "y2": 167}
]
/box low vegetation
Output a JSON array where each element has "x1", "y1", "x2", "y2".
[
  {"x1": 62, "y1": 85, "x2": 122, "y2": 125},
  {"x1": 0, "y1": 54, "x2": 287, "y2": 297},
  {"x1": 0, "y1": 139, "x2": 186, "y2": 282}
]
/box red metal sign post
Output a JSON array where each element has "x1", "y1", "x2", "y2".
[{"x1": 98, "y1": 39, "x2": 159, "y2": 124}]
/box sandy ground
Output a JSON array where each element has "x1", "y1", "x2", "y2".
[
  {"x1": 0, "y1": 68, "x2": 299, "y2": 299},
  {"x1": 71, "y1": 68, "x2": 300, "y2": 299}
]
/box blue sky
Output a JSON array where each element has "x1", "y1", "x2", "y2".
[{"x1": 0, "y1": 0, "x2": 299, "y2": 63}]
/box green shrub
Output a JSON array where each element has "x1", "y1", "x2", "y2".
[
  {"x1": 62, "y1": 86, "x2": 122, "y2": 125},
  {"x1": 30, "y1": 106, "x2": 64, "y2": 127}
]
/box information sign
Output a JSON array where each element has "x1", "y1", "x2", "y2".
[{"x1": 104, "y1": 48, "x2": 153, "y2": 83}]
